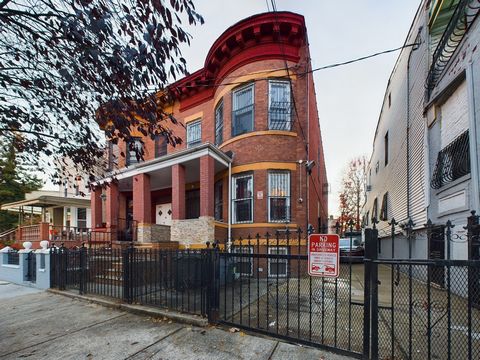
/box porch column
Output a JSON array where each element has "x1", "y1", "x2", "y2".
[
  {"x1": 105, "y1": 181, "x2": 119, "y2": 229},
  {"x1": 91, "y1": 186, "x2": 103, "y2": 228},
  {"x1": 172, "y1": 164, "x2": 185, "y2": 220},
  {"x1": 133, "y1": 173, "x2": 152, "y2": 223},
  {"x1": 200, "y1": 155, "x2": 215, "y2": 217}
]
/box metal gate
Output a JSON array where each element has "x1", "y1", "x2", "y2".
[
  {"x1": 26, "y1": 251, "x2": 36, "y2": 282},
  {"x1": 216, "y1": 217, "x2": 480, "y2": 360},
  {"x1": 217, "y1": 230, "x2": 365, "y2": 358}
]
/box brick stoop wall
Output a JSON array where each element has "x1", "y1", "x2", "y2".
[
  {"x1": 171, "y1": 216, "x2": 215, "y2": 245},
  {"x1": 137, "y1": 223, "x2": 171, "y2": 243}
]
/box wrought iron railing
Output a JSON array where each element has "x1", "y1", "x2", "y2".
[{"x1": 430, "y1": 130, "x2": 470, "y2": 189}]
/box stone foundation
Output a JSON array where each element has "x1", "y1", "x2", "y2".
[
  {"x1": 137, "y1": 223, "x2": 171, "y2": 243},
  {"x1": 170, "y1": 216, "x2": 215, "y2": 245}
]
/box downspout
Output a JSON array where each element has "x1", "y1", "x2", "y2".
[
  {"x1": 227, "y1": 161, "x2": 232, "y2": 253},
  {"x1": 407, "y1": 49, "x2": 413, "y2": 225},
  {"x1": 406, "y1": 37, "x2": 417, "y2": 260},
  {"x1": 306, "y1": 60, "x2": 310, "y2": 234},
  {"x1": 467, "y1": 63, "x2": 480, "y2": 212}
]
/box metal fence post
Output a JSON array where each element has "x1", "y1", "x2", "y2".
[
  {"x1": 79, "y1": 244, "x2": 87, "y2": 295},
  {"x1": 206, "y1": 247, "x2": 220, "y2": 323},
  {"x1": 123, "y1": 244, "x2": 133, "y2": 303},
  {"x1": 364, "y1": 227, "x2": 379, "y2": 359}
]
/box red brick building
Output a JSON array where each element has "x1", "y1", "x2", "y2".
[{"x1": 91, "y1": 12, "x2": 328, "y2": 249}]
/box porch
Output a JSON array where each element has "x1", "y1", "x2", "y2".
[
  {"x1": 92, "y1": 143, "x2": 233, "y2": 246},
  {"x1": 0, "y1": 191, "x2": 92, "y2": 248}
]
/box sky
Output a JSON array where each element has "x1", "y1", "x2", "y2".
[{"x1": 178, "y1": 0, "x2": 421, "y2": 215}]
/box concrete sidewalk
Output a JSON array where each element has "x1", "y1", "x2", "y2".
[{"x1": 0, "y1": 282, "x2": 353, "y2": 360}]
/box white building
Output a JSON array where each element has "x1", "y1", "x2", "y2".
[{"x1": 364, "y1": 0, "x2": 480, "y2": 261}]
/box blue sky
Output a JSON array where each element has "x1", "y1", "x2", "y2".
[{"x1": 179, "y1": 0, "x2": 421, "y2": 215}]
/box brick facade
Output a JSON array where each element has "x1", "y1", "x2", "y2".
[{"x1": 95, "y1": 12, "x2": 328, "y2": 246}]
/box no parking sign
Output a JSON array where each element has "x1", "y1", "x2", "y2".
[{"x1": 307, "y1": 234, "x2": 340, "y2": 278}]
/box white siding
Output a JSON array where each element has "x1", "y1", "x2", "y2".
[{"x1": 440, "y1": 81, "x2": 469, "y2": 147}]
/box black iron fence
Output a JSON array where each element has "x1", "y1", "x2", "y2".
[
  {"x1": 49, "y1": 213, "x2": 480, "y2": 359},
  {"x1": 50, "y1": 245, "x2": 216, "y2": 318},
  {"x1": 218, "y1": 230, "x2": 364, "y2": 357}
]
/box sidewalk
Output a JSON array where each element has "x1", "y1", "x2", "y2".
[{"x1": 0, "y1": 282, "x2": 353, "y2": 360}]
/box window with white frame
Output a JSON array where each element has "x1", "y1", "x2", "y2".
[
  {"x1": 232, "y1": 174, "x2": 253, "y2": 223},
  {"x1": 215, "y1": 100, "x2": 223, "y2": 146},
  {"x1": 268, "y1": 246, "x2": 288, "y2": 277},
  {"x1": 186, "y1": 119, "x2": 202, "y2": 148},
  {"x1": 233, "y1": 246, "x2": 253, "y2": 276},
  {"x1": 126, "y1": 137, "x2": 143, "y2": 166},
  {"x1": 268, "y1": 171, "x2": 290, "y2": 222},
  {"x1": 232, "y1": 84, "x2": 254, "y2": 137},
  {"x1": 77, "y1": 208, "x2": 87, "y2": 228},
  {"x1": 269, "y1": 80, "x2": 291, "y2": 130}
]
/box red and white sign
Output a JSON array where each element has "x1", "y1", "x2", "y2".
[{"x1": 308, "y1": 234, "x2": 340, "y2": 278}]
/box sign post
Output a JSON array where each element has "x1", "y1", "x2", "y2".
[{"x1": 308, "y1": 234, "x2": 340, "y2": 278}]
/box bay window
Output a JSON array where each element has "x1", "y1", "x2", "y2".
[
  {"x1": 232, "y1": 174, "x2": 253, "y2": 223},
  {"x1": 268, "y1": 171, "x2": 290, "y2": 222},
  {"x1": 215, "y1": 101, "x2": 224, "y2": 146},
  {"x1": 232, "y1": 84, "x2": 254, "y2": 137},
  {"x1": 268, "y1": 80, "x2": 291, "y2": 130},
  {"x1": 268, "y1": 246, "x2": 288, "y2": 277}
]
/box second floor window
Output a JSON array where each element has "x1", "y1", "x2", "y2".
[
  {"x1": 155, "y1": 135, "x2": 168, "y2": 157},
  {"x1": 215, "y1": 101, "x2": 224, "y2": 146},
  {"x1": 126, "y1": 137, "x2": 143, "y2": 166},
  {"x1": 232, "y1": 84, "x2": 254, "y2": 137},
  {"x1": 384, "y1": 131, "x2": 389, "y2": 166},
  {"x1": 187, "y1": 120, "x2": 202, "y2": 148},
  {"x1": 269, "y1": 80, "x2": 291, "y2": 130},
  {"x1": 268, "y1": 171, "x2": 290, "y2": 222},
  {"x1": 232, "y1": 174, "x2": 253, "y2": 223}
]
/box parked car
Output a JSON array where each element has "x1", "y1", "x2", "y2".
[{"x1": 339, "y1": 236, "x2": 364, "y2": 262}]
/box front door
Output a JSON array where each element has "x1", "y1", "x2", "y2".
[{"x1": 156, "y1": 203, "x2": 172, "y2": 226}]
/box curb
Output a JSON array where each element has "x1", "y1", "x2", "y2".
[{"x1": 47, "y1": 289, "x2": 208, "y2": 327}]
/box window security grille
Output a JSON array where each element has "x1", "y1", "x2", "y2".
[
  {"x1": 268, "y1": 246, "x2": 288, "y2": 277},
  {"x1": 269, "y1": 81, "x2": 291, "y2": 130},
  {"x1": 431, "y1": 130, "x2": 470, "y2": 189},
  {"x1": 268, "y1": 171, "x2": 290, "y2": 222}
]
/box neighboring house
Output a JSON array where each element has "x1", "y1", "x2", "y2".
[
  {"x1": 0, "y1": 188, "x2": 91, "y2": 247},
  {"x1": 364, "y1": 0, "x2": 480, "y2": 260},
  {"x1": 92, "y1": 11, "x2": 328, "y2": 253}
]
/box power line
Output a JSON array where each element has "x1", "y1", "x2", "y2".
[{"x1": 172, "y1": 43, "x2": 418, "y2": 91}]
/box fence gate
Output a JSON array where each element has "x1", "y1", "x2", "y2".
[
  {"x1": 26, "y1": 251, "x2": 36, "y2": 283},
  {"x1": 216, "y1": 231, "x2": 365, "y2": 358}
]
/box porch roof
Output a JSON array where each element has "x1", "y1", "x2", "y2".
[
  {"x1": 1, "y1": 191, "x2": 90, "y2": 211},
  {"x1": 96, "y1": 143, "x2": 233, "y2": 188}
]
